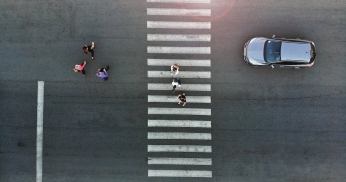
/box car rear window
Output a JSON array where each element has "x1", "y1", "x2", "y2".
[{"x1": 310, "y1": 43, "x2": 316, "y2": 63}]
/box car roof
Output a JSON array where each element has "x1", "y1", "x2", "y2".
[{"x1": 281, "y1": 41, "x2": 311, "y2": 62}]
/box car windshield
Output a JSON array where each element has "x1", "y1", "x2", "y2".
[{"x1": 264, "y1": 40, "x2": 282, "y2": 63}]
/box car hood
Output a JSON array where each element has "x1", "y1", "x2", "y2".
[
  {"x1": 281, "y1": 42, "x2": 311, "y2": 62},
  {"x1": 247, "y1": 38, "x2": 266, "y2": 65}
]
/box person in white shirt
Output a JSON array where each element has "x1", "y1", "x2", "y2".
[
  {"x1": 172, "y1": 78, "x2": 181, "y2": 93},
  {"x1": 170, "y1": 64, "x2": 179, "y2": 77}
]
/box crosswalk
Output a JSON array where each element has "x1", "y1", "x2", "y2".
[
  {"x1": 148, "y1": 157, "x2": 212, "y2": 165},
  {"x1": 148, "y1": 108, "x2": 211, "y2": 115},
  {"x1": 148, "y1": 83, "x2": 211, "y2": 91},
  {"x1": 148, "y1": 34, "x2": 211, "y2": 41},
  {"x1": 147, "y1": 0, "x2": 212, "y2": 178},
  {"x1": 148, "y1": 59, "x2": 211, "y2": 66},
  {"x1": 148, "y1": 120, "x2": 211, "y2": 128},
  {"x1": 148, "y1": 21, "x2": 211, "y2": 29},
  {"x1": 147, "y1": 8, "x2": 211, "y2": 16},
  {"x1": 148, "y1": 95, "x2": 211, "y2": 103},
  {"x1": 148, "y1": 46, "x2": 211, "y2": 54},
  {"x1": 148, "y1": 71, "x2": 211, "y2": 78}
]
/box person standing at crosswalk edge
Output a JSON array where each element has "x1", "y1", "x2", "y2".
[
  {"x1": 178, "y1": 92, "x2": 186, "y2": 106},
  {"x1": 172, "y1": 78, "x2": 181, "y2": 93},
  {"x1": 170, "y1": 64, "x2": 179, "y2": 77},
  {"x1": 83, "y1": 42, "x2": 95, "y2": 60},
  {"x1": 96, "y1": 66, "x2": 109, "y2": 81},
  {"x1": 73, "y1": 60, "x2": 87, "y2": 76}
]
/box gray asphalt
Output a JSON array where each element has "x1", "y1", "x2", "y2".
[{"x1": 0, "y1": 0, "x2": 345, "y2": 181}]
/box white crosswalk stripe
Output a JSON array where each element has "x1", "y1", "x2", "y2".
[
  {"x1": 148, "y1": 34, "x2": 211, "y2": 41},
  {"x1": 148, "y1": 132, "x2": 211, "y2": 140},
  {"x1": 148, "y1": 71, "x2": 211, "y2": 78},
  {"x1": 147, "y1": 8, "x2": 211, "y2": 16},
  {"x1": 147, "y1": 0, "x2": 210, "y2": 3},
  {"x1": 148, "y1": 59, "x2": 211, "y2": 67},
  {"x1": 148, "y1": 157, "x2": 212, "y2": 165},
  {"x1": 148, "y1": 145, "x2": 212, "y2": 152},
  {"x1": 148, "y1": 83, "x2": 211, "y2": 91},
  {"x1": 148, "y1": 107, "x2": 211, "y2": 115},
  {"x1": 148, "y1": 120, "x2": 211, "y2": 128},
  {"x1": 148, "y1": 170, "x2": 212, "y2": 178},
  {"x1": 148, "y1": 46, "x2": 210, "y2": 54},
  {"x1": 148, "y1": 95, "x2": 211, "y2": 103},
  {"x1": 147, "y1": 21, "x2": 211, "y2": 29}
]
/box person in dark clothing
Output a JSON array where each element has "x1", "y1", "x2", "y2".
[
  {"x1": 83, "y1": 42, "x2": 95, "y2": 59},
  {"x1": 178, "y1": 92, "x2": 186, "y2": 106}
]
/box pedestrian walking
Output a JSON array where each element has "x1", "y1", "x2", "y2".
[
  {"x1": 170, "y1": 64, "x2": 179, "y2": 77},
  {"x1": 73, "y1": 61, "x2": 87, "y2": 76},
  {"x1": 96, "y1": 66, "x2": 109, "y2": 81},
  {"x1": 83, "y1": 42, "x2": 95, "y2": 60},
  {"x1": 172, "y1": 78, "x2": 181, "y2": 93},
  {"x1": 178, "y1": 92, "x2": 186, "y2": 106}
]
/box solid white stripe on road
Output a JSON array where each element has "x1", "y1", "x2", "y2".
[
  {"x1": 147, "y1": 8, "x2": 211, "y2": 16},
  {"x1": 36, "y1": 81, "x2": 44, "y2": 182},
  {"x1": 148, "y1": 132, "x2": 211, "y2": 140},
  {"x1": 148, "y1": 95, "x2": 211, "y2": 103},
  {"x1": 147, "y1": 0, "x2": 210, "y2": 3},
  {"x1": 148, "y1": 157, "x2": 212, "y2": 165},
  {"x1": 148, "y1": 21, "x2": 210, "y2": 29},
  {"x1": 148, "y1": 145, "x2": 212, "y2": 152},
  {"x1": 148, "y1": 107, "x2": 211, "y2": 115},
  {"x1": 148, "y1": 83, "x2": 211, "y2": 91},
  {"x1": 148, "y1": 71, "x2": 210, "y2": 78},
  {"x1": 148, "y1": 59, "x2": 210, "y2": 67},
  {"x1": 148, "y1": 46, "x2": 210, "y2": 54},
  {"x1": 148, "y1": 120, "x2": 211, "y2": 128},
  {"x1": 147, "y1": 34, "x2": 210, "y2": 41},
  {"x1": 148, "y1": 170, "x2": 212, "y2": 177}
]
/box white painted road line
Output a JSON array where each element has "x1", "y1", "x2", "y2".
[
  {"x1": 148, "y1": 95, "x2": 211, "y2": 103},
  {"x1": 148, "y1": 120, "x2": 211, "y2": 128},
  {"x1": 148, "y1": 21, "x2": 211, "y2": 29},
  {"x1": 148, "y1": 59, "x2": 211, "y2": 67},
  {"x1": 147, "y1": 0, "x2": 210, "y2": 3},
  {"x1": 148, "y1": 132, "x2": 211, "y2": 140},
  {"x1": 148, "y1": 145, "x2": 212, "y2": 152},
  {"x1": 148, "y1": 157, "x2": 212, "y2": 165},
  {"x1": 148, "y1": 83, "x2": 211, "y2": 91},
  {"x1": 148, "y1": 46, "x2": 210, "y2": 54},
  {"x1": 36, "y1": 81, "x2": 44, "y2": 182},
  {"x1": 148, "y1": 71, "x2": 211, "y2": 78},
  {"x1": 148, "y1": 107, "x2": 211, "y2": 115},
  {"x1": 148, "y1": 170, "x2": 212, "y2": 177},
  {"x1": 147, "y1": 34, "x2": 210, "y2": 41},
  {"x1": 147, "y1": 8, "x2": 211, "y2": 16}
]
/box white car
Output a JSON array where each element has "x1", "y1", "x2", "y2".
[{"x1": 244, "y1": 35, "x2": 316, "y2": 68}]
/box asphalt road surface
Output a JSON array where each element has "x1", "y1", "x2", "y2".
[{"x1": 0, "y1": 0, "x2": 345, "y2": 181}]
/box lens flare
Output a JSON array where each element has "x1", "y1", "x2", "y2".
[{"x1": 176, "y1": 0, "x2": 236, "y2": 22}]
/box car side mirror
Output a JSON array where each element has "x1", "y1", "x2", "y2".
[
  {"x1": 271, "y1": 65, "x2": 274, "y2": 69},
  {"x1": 272, "y1": 35, "x2": 275, "y2": 38}
]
